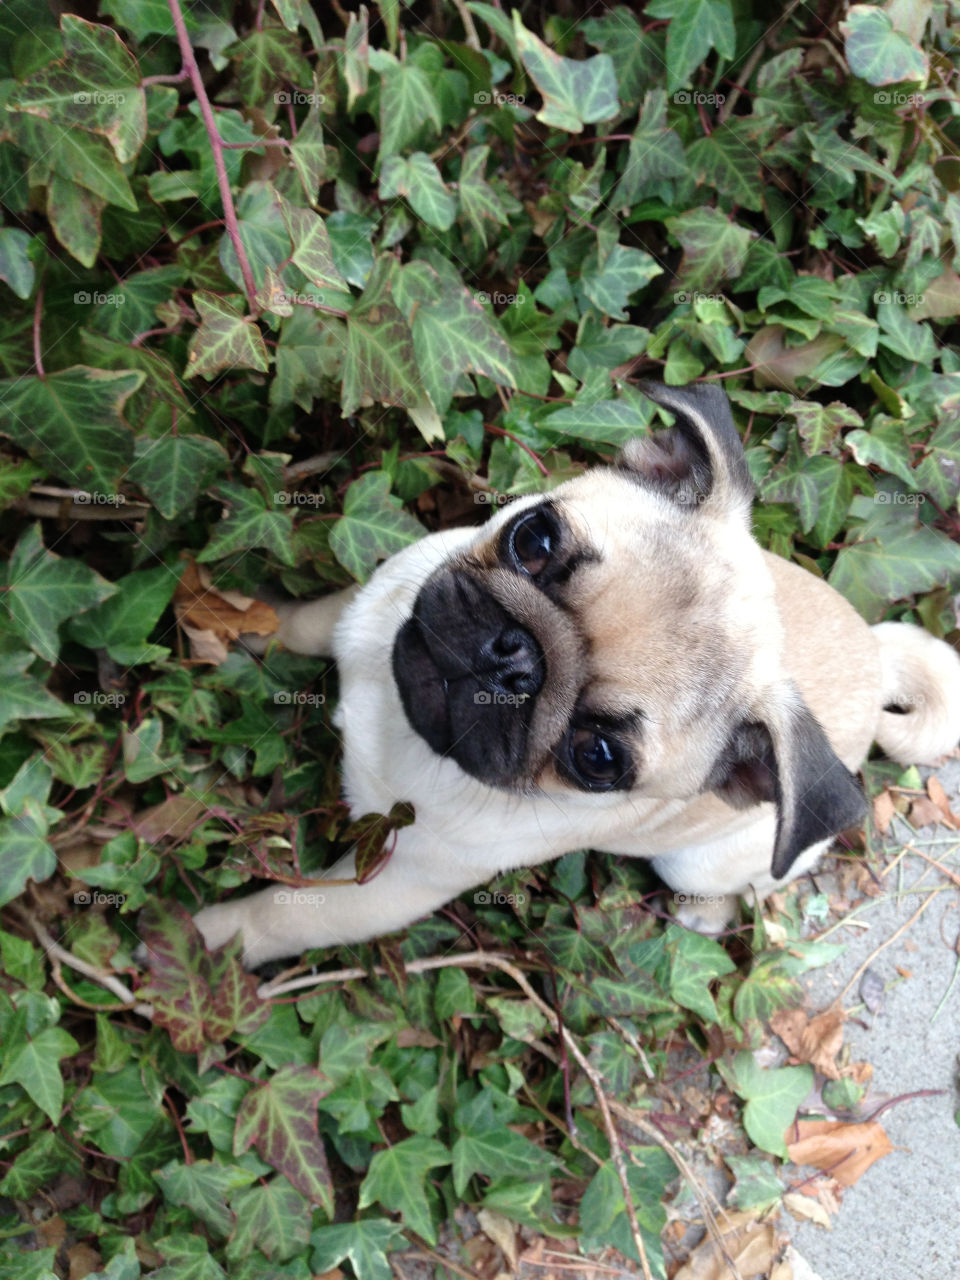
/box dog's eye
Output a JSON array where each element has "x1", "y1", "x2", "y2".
[
  {"x1": 510, "y1": 511, "x2": 555, "y2": 576},
  {"x1": 568, "y1": 728, "x2": 627, "y2": 790}
]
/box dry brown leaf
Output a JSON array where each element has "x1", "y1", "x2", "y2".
[
  {"x1": 770, "y1": 1006, "x2": 845, "y2": 1079},
  {"x1": 35, "y1": 1214, "x2": 67, "y2": 1251},
  {"x1": 872, "y1": 789, "x2": 896, "y2": 836},
  {"x1": 927, "y1": 776, "x2": 960, "y2": 828},
  {"x1": 673, "y1": 1211, "x2": 778, "y2": 1280},
  {"x1": 173, "y1": 557, "x2": 279, "y2": 662},
  {"x1": 786, "y1": 1118, "x2": 893, "y2": 1187},
  {"x1": 67, "y1": 1243, "x2": 103, "y2": 1280},
  {"x1": 745, "y1": 325, "x2": 845, "y2": 392},
  {"x1": 908, "y1": 794, "x2": 947, "y2": 829},
  {"x1": 132, "y1": 793, "x2": 208, "y2": 843},
  {"x1": 178, "y1": 620, "x2": 229, "y2": 666},
  {"x1": 477, "y1": 1209, "x2": 519, "y2": 1269},
  {"x1": 783, "y1": 1191, "x2": 832, "y2": 1229}
]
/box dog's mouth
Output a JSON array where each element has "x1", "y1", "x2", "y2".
[{"x1": 391, "y1": 571, "x2": 543, "y2": 787}]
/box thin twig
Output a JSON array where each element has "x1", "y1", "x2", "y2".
[
  {"x1": 606, "y1": 1015, "x2": 655, "y2": 1080},
  {"x1": 33, "y1": 286, "x2": 45, "y2": 377},
  {"x1": 28, "y1": 916, "x2": 154, "y2": 1018},
  {"x1": 900, "y1": 840, "x2": 960, "y2": 889},
  {"x1": 450, "y1": 0, "x2": 481, "y2": 49},
  {"x1": 166, "y1": 0, "x2": 258, "y2": 308},
  {"x1": 258, "y1": 948, "x2": 518, "y2": 999}
]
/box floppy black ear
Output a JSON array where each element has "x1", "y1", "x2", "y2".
[
  {"x1": 707, "y1": 693, "x2": 866, "y2": 881},
  {"x1": 618, "y1": 381, "x2": 754, "y2": 518}
]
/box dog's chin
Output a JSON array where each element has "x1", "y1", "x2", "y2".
[{"x1": 392, "y1": 617, "x2": 534, "y2": 789}]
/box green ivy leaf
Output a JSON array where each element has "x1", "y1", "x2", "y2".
[
  {"x1": 0, "y1": 366, "x2": 144, "y2": 495},
  {"x1": 185, "y1": 292, "x2": 269, "y2": 380},
  {"x1": 380, "y1": 152, "x2": 457, "y2": 230},
  {"x1": 310, "y1": 1220, "x2": 405, "y2": 1280},
  {"x1": 154, "y1": 1159, "x2": 258, "y2": 1238},
  {"x1": 226, "y1": 1176, "x2": 311, "y2": 1263},
  {"x1": 841, "y1": 4, "x2": 928, "y2": 86},
  {"x1": 197, "y1": 482, "x2": 295, "y2": 567},
  {"x1": 358, "y1": 1135, "x2": 451, "y2": 1243},
  {"x1": 232, "y1": 1068, "x2": 334, "y2": 1212},
  {"x1": 5, "y1": 523, "x2": 115, "y2": 663},
  {"x1": 646, "y1": 0, "x2": 736, "y2": 92},
  {"x1": 726, "y1": 1051, "x2": 812, "y2": 1157},
  {"x1": 68, "y1": 564, "x2": 182, "y2": 664},
  {"x1": 668, "y1": 207, "x2": 754, "y2": 290},
  {"x1": 0, "y1": 1023, "x2": 79, "y2": 1122},
  {"x1": 329, "y1": 471, "x2": 423, "y2": 581},
  {"x1": 126, "y1": 434, "x2": 230, "y2": 520},
  {"x1": 514, "y1": 13, "x2": 619, "y2": 132},
  {"x1": 0, "y1": 227, "x2": 35, "y2": 299}
]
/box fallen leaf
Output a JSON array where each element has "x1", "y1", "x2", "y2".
[
  {"x1": 673, "y1": 1211, "x2": 777, "y2": 1280},
  {"x1": 132, "y1": 792, "x2": 208, "y2": 843},
  {"x1": 908, "y1": 794, "x2": 947, "y2": 828},
  {"x1": 770, "y1": 1006, "x2": 845, "y2": 1079},
  {"x1": 786, "y1": 1118, "x2": 893, "y2": 1186},
  {"x1": 895, "y1": 966, "x2": 913, "y2": 978},
  {"x1": 843, "y1": 1060, "x2": 873, "y2": 1085},
  {"x1": 927, "y1": 776, "x2": 960, "y2": 827},
  {"x1": 872, "y1": 789, "x2": 896, "y2": 836},
  {"x1": 477, "y1": 1209, "x2": 519, "y2": 1269},
  {"x1": 173, "y1": 557, "x2": 279, "y2": 663},
  {"x1": 67, "y1": 1243, "x2": 102, "y2": 1280},
  {"x1": 783, "y1": 1191, "x2": 832, "y2": 1229}
]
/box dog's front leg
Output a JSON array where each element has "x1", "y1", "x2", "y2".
[
  {"x1": 190, "y1": 827, "x2": 484, "y2": 967},
  {"x1": 243, "y1": 586, "x2": 360, "y2": 657}
]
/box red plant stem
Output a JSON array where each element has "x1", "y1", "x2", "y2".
[
  {"x1": 485, "y1": 424, "x2": 549, "y2": 475},
  {"x1": 32, "y1": 286, "x2": 45, "y2": 377},
  {"x1": 166, "y1": 0, "x2": 258, "y2": 309},
  {"x1": 164, "y1": 1089, "x2": 192, "y2": 1163},
  {"x1": 142, "y1": 69, "x2": 189, "y2": 86},
  {"x1": 220, "y1": 138, "x2": 290, "y2": 149}
]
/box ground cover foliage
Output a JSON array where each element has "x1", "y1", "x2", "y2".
[{"x1": 0, "y1": 0, "x2": 959, "y2": 1276}]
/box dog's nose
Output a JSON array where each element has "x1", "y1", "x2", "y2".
[{"x1": 481, "y1": 626, "x2": 544, "y2": 697}]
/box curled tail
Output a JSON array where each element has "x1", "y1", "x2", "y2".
[{"x1": 872, "y1": 622, "x2": 960, "y2": 765}]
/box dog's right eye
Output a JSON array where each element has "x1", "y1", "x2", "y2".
[
  {"x1": 567, "y1": 728, "x2": 629, "y2": 790},
  {"x1": 510, "y1": 511, "x2": 555, "y2": 576}
]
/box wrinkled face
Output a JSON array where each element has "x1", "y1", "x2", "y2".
[{"x1": 392, "y1": 464, "x2": 778, "y2": 799}]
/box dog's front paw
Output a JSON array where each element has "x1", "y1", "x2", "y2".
[
  {"x1": 192, "y1": 901, "x2": 250, "y2": 954},
  {"x1": 672, "y1": 892, "x2": 736, "y2": 934}
]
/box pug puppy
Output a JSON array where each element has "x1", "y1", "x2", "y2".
[{"x1": 193, "y1": 382, "x2": 960, "y2": 966}]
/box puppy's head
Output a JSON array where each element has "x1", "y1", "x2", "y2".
[{"x1": 393, "y1": 382, "x2": 864, "y2": 881}]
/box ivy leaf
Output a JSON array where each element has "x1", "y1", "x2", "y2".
[
  {"x1": 341, "y1": 257, "x2": 440, "y2": 440},
  {"x1": 841, "y1": 5, "x2": 928, "y2": 86},
  {"x1": 271, "y1": 307, "x2": 347, "y2": 412},
  {"x1": 915, "y1": 416, "x2": 960, "y2": 508},
  {"x1": 197, "y1": 482, "x2": 295, "y2": 567},
  {"x1": 664, "y1": 924, "x2": 736, "y2": 1024},
  {"x1": 544, "y1": 395, "x2": 657, "y2": 447},
  {"x1": 580, "y1": 244, "x2": 663, "y2": 321},
  {"x1": 458, "y1": 146, "x2": 508, "y2": 246},
  {"x1": 149, "y1": 1235, "x2": 226, "y2": 1280},
  {"x1": 5, "y1": 523, "x2": 115, "y2": 663},
  {"x1": 68, "y1": 564, "x2": 182, "y2": 664},
  {"x1": 668, "y1": 207, "x2": 754, "y2": 290},
  {"x1": 310, "y1": 1220, "x2": 405, "y2": 1280},
  {"x1": 646, "y1": 0, "x2": 736, "y2": 92},
  {"x1": 687, "y1": 122, "x2": 764, "y2": 212},
  {"x1": 47, "y1": 174, "x2": 105, "y2": 268},
  {"x1": 0, "y1": 800, "x2": 58, "y2": 910},
  {"x1": 329, "y1": 471, "x2": 423, "y2": 581},
  {"x1": 185, "y1": 292, "x2": 269, "y2": 380},
  {"x1": 615, "y1": 90, "x2": 687, "y2": 206},
  {"x1": 0, "y1": 366, "x2": 143, "y2": 494},
  {"x1": 0, "y1": 1024, "x2": 80, "y2": 1122},
  {"x1": 514, "y1": 13, "x2": 619, "y2": 132},
  {"x1": 380, "y1": 152, "x2": 457, "y2": 230},
  {"x1": 289, "y1": 104, "x2": 333, "y2": 201},
  {"x1": 8, "y1": 114, "x2": 138, "y2": 211},
  {"x1": 234, "y1": 1064, "x2": 335, "y2": 1212},
  {"x1": 278, "y1": 196, "x2": 349, "y2": 291},
  {"x1": 0, "y1": 659, "x2": 69, "y2": 735},
  {"x1": 226, "y1": 1176, "x2": 311, "y2": 1262},
  {"x1": 726, "y1": 1051, "x2": 813, "y2": 1157},
  {"x1": 358, "y1": 1135, "x2": 451, "y2": 1243},
  {"x1": 846, "y1": 423, "x2": 916, "y2": 490},
  {"x1": 394, "y1": 259, "x2": 516, "y2": 415},
  {"x1": 7, "y1": 14, "x2": 147, "y2": 163},
  {"x1": 579, "y1": 1149, "x2": 675, "y2": 1276},
  {"x1": 0, "y1": 227, "x2": 36, "y2": 299},
  {"x1": 154, "y1": 1159, "x2": 258, "y2": 1238},
  {"x1": 786, "y1": 399, "x2": 862, "y2": 455},
  {"x1": 373, "y1": 53, "x2": 443, "y2": 155},
  {"x1": 830, "y1": 522, "x2": 960, "y2": 622},
  {"x1": 126, "y1": 434, "x2": 230, "y2": 520},
  {"x1": 451, "y1": 1092, "x2": 558, "y2": 1195}
]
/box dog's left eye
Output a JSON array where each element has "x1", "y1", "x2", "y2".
[
  {"x1": 510, "y1": 510, "x2": 555, "y2": 576},
  {"x1": 568, "y1": 728, "x2": 627, "y2": 790}
]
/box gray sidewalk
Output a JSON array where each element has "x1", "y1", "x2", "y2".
[{"x1": 786, "y1": 759, "x2": 960, "y2": 1280}]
